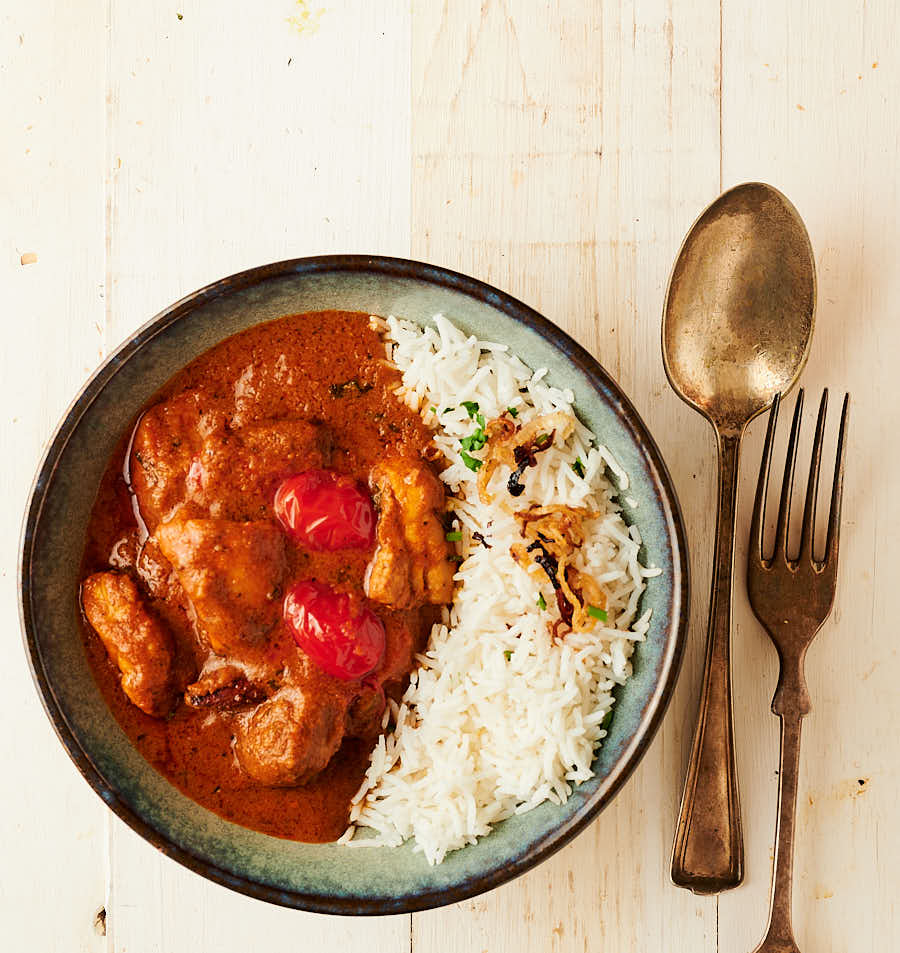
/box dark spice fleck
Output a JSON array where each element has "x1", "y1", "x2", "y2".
[{"x1": 329, "y1": 378, "x2": 373, "y2": 398}]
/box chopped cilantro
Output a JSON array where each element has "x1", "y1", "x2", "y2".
[
  {"x1": 572, "y1": 457, "x2": 586, "y2": 478},
  {"x1": 460, "y1": 431, "x2": 487, "y2": 452},
  {"x1": 430, "y1": 406, "x2": 437, "y2": 414},
  {"x1": 537, "y1": 593, "x2": 547, "y2": 611},
  {"x1": 460, "y1": 450, "x2": 483, "y2": 472},
  {"x1": 445, "y1": 530, "x2": 462, "y2": 542},
  {"x1": 587, "y1": 605, "x2": 608, "y2": 621},
  {"x1": 503, "y1": 650, "x2": 513, "y2": 661},
  {"x1": 601, "y1": 709, "x2": 614, "y2": 730},
  {"x1": 535, "y1": 432, "x2": 551, "y2": 447},
  {"x1": 461, "y1": 400, "x2": 479, "y2": 418},
  {"x1": 507, "y1": 406, "x2": 519, "y2": 418},
  {"x1": 475, "y1": 412, "x2": 486, "y2": 429},
  {"x1": 441, "y1": 406, "x2": 454, "y2": 414}
]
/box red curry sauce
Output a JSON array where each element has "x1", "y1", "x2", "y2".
[{"x1": 80, "y1": 311, "x2": 442, "y2": 842}]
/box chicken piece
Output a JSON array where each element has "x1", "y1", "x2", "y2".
[
  {"x1": 234, "y1": 687, "x2": 347, "y2": 786},
  {"x1": 130, "y1": 391, "x2": 220, "y2": 531},
  {"x1": 184, "y1": 665, "x2": 267, "y2": 711},
  {"x1": 155, "y1": 518, "x2": 286, "y2": 655},
  {"x1": 376, "y1": 614, "x2": 418, "y2": 687},
  {"x1": 187, "y1": 419, "x2": 332, "y2": 520},
  {"x1": 132, "y1": 536, "x2": 182, "y2": 602},
  {"x1": 365, "y1": 458, "x2": 455, "y2": 609},
  {"x1": 81, "y1": 572, "x2": 177, "y2": 717}
]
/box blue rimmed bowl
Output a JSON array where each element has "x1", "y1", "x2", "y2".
[{"x1": 20, "y1": 256, "x2": 689, "y2": 914}]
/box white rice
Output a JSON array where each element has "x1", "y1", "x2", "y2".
[{"x1": 339, "y1": 314, "x2": 659, "y2": 865}]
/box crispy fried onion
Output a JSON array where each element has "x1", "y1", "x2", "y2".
[
  {"x1": 476, "y1": 411, "x2": 575, "y2": 504},
  {"x1": 510, "y1": 504, "x2": 608, "y2": 634}
]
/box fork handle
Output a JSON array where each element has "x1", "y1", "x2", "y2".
[
  {"x1": 755, "y1": 711, "x2": 804, "y2": 952},
  {"x1": 671, "y1": 431, "x2": 743, "y2": 893}
]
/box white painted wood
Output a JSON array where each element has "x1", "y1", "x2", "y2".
[
  {"x1": 719, "y1": 3, "x2": 900, "y2": 951},
  {"x1": 0, "y1": 2, "x2": 109, "y2": 951},
  {"x1": 5, "y1": 0, "x2": 900, "y2": 949}
]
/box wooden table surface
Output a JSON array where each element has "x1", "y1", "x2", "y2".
[{"x1": 3, "y1": 1, "x2": 898, "y2": 950}]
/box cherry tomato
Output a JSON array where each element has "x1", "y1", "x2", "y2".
[
  {"x1": 274, "y1": 470, "x2": 375, "y2": 551},
  {"x1": 283, "y1": 580, "x2": 385, "y2": 681}
]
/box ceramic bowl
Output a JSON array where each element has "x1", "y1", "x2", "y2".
[{"x1": 20, "y1": 256, "x2": 689, "y2": 914}]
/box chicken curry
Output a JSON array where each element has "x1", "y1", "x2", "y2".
[{"x1": 80, "y1": 310, "x2": 454, "y2": 842}]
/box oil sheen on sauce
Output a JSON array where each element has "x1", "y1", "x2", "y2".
[{"x1": 80, "y1": 311, "x2": 439, "y2": 842}]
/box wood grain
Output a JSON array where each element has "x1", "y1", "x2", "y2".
[
  {"x1": 1, "y1": 2, "x2": 108, "y2": 951},
  {"x1": 410, "y1": 1, "x2": 721, "y2": 950},
  {"x1": 719, "y1": 2, "x2": 900, "y2": 950},
  {"x1": 101, "y1": 1, "x2": 412, "y2": 949},
  {"x1": 3, "y1": 0, "x2": 900, "y2": 949}
]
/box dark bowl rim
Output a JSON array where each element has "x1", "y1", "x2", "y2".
[{"x1": 19, "y1": 253, "x2": 690, "y2": 916}]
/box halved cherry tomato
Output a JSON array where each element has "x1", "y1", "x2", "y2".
[
  {"x1": 274, "y1": 470, "x2": 375, "y2": 551},
  {"x1": 283, "y1": 580, "x2": 385, "y2": 681}
]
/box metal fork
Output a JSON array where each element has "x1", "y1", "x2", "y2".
[{"x1": 746, "y1": 388, "x2": 849, "y2": 953}]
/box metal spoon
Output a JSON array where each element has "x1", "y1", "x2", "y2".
[{"x1": 662, "y1": 182, "x2": 816, "y2": 894}]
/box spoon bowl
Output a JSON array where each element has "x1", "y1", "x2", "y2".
[
  {"x1": 663, "y1": 182, "x2": 816, "y2": 433},
  {"x1": 664, "y1": 182, "x2": 816, "y2": 893}
]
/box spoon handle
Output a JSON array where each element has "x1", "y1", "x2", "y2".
[{"x1": 671, "y1": 431, "x2": 744, "y2": 893}]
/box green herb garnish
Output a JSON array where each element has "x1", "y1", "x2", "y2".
[
  {"x1": 587, "y1": 605, "x2": 608, "y2": 621},
  {"x1": 572, "y1": 457, "x2": 586, "y2": 478},
  {"x1": 475, "y1": 412, "x2": 486, "y2": 429},
  {"x1": 460, "y1": 431, "x2": 487, "y2": 452},
  {"x1": 441, "y1": 406, "x2": 454, "y2": 414},
  {"x1": 507, "y1": 406, "x2": 519, "y2": 418},
  {"x1": 601, "y1": 709, "x2": 614, "y2": 730},
  {"x1": 537, "y1": 593, "x2": 547, "y2": 611},
  {"x1": 430, "y1": 406, "x2": 437, "y2": 414},
  {"x1": 445, "y1": 530, "x2": 462, "y2": 542},
  {"x1": 503, "y1": 650, "x2": 513, "y2": 661},
  {"x1": 460, "y1": 451, "x2": 483, "y2": 472},
  {"x1": 461, "y1": 400, "x2": 479, "y2": 418}
]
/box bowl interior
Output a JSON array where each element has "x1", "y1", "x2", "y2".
[{"x1": 22, "y1": 259, "x2": 687, "y2": 913}]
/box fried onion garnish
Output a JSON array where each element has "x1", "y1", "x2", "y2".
[
  {"x1": 476, "y1": 411, "x2": 574, "y2": 503},
  {"x1": 510, "y1": 502, "x2": 608, "y2": 635}
]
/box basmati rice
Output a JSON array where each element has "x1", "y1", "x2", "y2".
[{"x1": 339, "y1": 314, "x2": 659, "y2": 865}]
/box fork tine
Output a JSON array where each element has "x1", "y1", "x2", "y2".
[
  {"x1": 750, "y1": 393, "x2": 780, "y2": 563},
  {"x1": 773, "y1": 388, "x2": 804, "y2": 558},
  {"x1": 799, "y1": 390, "x2": 829, "y2": 561},
  {"x1": 825, "y1": 393, "x2": 850, "y2": 565}
]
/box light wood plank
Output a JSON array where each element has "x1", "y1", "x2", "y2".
[
  {"x1": 102, "y1": 1, "x2": 411, "y2": 950},
  {"x1": 411, "y1": 1, "x2": 721, "y2": 949},
  {"x1": 720, "y1": 1, "x2": 900, "y2": 950},
  {"x1": 12, "y1": 0, "x2": 900, "y2": 949},
  {"x1": 0, "y1": 2, "x2": 108, "y2": 951}
]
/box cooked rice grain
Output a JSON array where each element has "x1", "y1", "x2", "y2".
[{"x1": 341, "y1": 314, "x2": 660, "y2": 864}]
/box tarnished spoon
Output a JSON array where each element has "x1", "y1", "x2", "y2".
[{"x1": 662, "y1": 182, "x2": 816, "y2": 893}]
